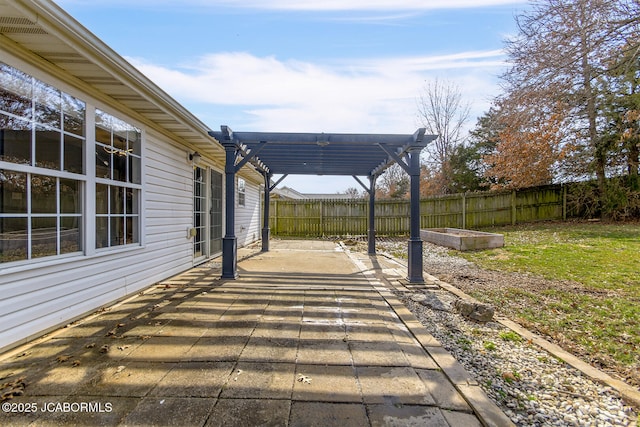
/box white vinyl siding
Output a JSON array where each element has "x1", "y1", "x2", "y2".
[
  {"x1": 235, "y1": 178, "x2": 261, "y2": 247},
  {"x1": 0, "y1": 128, "x2": 195, "y2": 352}
]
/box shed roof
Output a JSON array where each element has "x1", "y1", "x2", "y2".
[{"x1": 209, "y1": 126, "x2": 437, "y2": 177}]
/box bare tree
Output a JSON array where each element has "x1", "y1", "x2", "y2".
[
  {"x1": 342, "y1": 187, "x2": 365, "y2": 199},
  {"x1": 376, "y1": 164, "x2": 409, "y2": 199},
  {"x1": 417, "y1": 78, "x2": 471, "y2": 192}
]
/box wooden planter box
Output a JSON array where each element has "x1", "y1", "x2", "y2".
[{"x1": 420, "y1": 228, "x2": 504, "y2": 251}]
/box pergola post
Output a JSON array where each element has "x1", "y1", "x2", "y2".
[
  {"x1": 368, "y1": 175, "x2": 377, "y2": 255},
  {"x1": 262, "y1": 171, "x2": 271, "y2": 252},
  {"x1": 407, "y1": 147, "x2": 425, "y2": 284},
  {"x1": 221, "y1": 141, "x2": 238, "y2": 279}
]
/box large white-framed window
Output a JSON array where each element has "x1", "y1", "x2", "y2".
[
  {"x1": 1, "y1": 62, "x2": 85, "y2": 263},
  {"x1": 94, "y1": 110, "x2": 141, "y2": 249}
]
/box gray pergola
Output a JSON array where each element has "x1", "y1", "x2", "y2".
[{"x1": 208, "y1": 125, "x2": 437, "y2": 283}]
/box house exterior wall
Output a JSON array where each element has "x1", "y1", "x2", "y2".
[
  {"x1": 236, "y1": 179, "x2": 262, "y2": 247},
  {"x1": 0, "y1": 47, "x2": 260, "y2": 353}
]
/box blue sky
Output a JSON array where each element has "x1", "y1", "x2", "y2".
[{"x1": 57, "y1": 0, "x2": 529, "y2": 193}]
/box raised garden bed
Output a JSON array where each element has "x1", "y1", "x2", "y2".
[{"x1": 420, "y1": 228, "x2": 504, "y2": 251}]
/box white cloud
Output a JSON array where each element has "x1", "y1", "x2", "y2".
[
  {"x1": 128, "y1": 49, "x2": 506, "y2": 133},
  {"x1": 127, "y1": 50, "x2": 508, "y2": 192}
]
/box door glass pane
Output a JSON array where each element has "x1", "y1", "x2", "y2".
[{"x1": 210, "y1": 170, "x2": 223, "y2": 254}]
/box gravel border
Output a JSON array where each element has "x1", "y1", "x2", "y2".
[{"x1": 370, "y1": 240, "x2": 639, "y2": 427}]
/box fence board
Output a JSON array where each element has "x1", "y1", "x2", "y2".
[{"x1": 269, "y1": 185, "x2": 566, "y2": 237}]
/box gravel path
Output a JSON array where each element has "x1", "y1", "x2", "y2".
[{"x1": 362, "y1": 240, "x2": 639, "y2": 427}]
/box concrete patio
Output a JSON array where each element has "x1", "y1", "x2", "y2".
[{"x1": 0, "y1": 240, "x2": 512, "y2": 426}]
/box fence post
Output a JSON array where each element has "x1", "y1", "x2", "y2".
[
  {"x1": 462, "y1": 193, "x2": 466, "y2": 229},
  {"x1": 511, "y1": 190, "x2": 517, "y2": 225},
  {"x1": 320, "y1": 200, "x2": 324, "y2": 236},
  {"x1": 562, "y1": 185, "x2": 567, "y2": 221},
  {"x1": 273, "y1": 199, "x2": 278, "y2": 234}
]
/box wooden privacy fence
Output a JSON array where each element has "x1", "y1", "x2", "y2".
[{"x1": 268, "y1": 185, "x2": 567, "y2": 237}]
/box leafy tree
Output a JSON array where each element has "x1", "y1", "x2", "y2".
[
  {"x1": 601, "y1": 41, "x2": 640, "y2": 180},
  {"x1": 447, "y1": 107, "x2": 506, "y2": 192},
  {"x1": 484, "y1": 97, "x2": 572, "y2": 190}
]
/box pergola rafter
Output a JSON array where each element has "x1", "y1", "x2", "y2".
[{"x1": 208, "y1": 125, "x2": 437, "y2": 283}]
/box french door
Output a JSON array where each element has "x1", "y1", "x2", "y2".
[{"x1": 193, "y1": 167, "x2": 223, "y2": 261}]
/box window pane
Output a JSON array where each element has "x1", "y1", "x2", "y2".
[
  {"x1": 35, "y1": 127, "x2": 61, "y2": 170},
  {"x1": 0, "y1": 115, "x2": 31, "y2": 164},
  {"x1": 111, "y1": 216, "x2": 124, "y2": 246},
  {"x1": 96, "y1": 183, "x2": 108, "y2": 214},
  {"x1": 126, "y1": 216, "x2": 139, "y2": 244},
  {"x1": 62, "y1": 93, "x2": 85, "y2": 136},
  {"x1": 63, "y1": 134, "x2": 83, "y2": 174},
  {"x1": 95, "y1": 110, "x2": 111, "y2": 145},
  {"x1": 95, "y1": 144, "x2": 111, "y2": 179},
  {"x1": 0, "y1": 169, "x2": 27, "y2": 213},
  {"x1": 61, "y1": 216, "x2": 81, "y2": 254},
  {"x1": 31, "y1": 174, "x2": 57, "y2": 214},
  {"x1": 112, "y1": 150, "x2": 126, "y2": 182},
  {"x1": 0, "y1": 63, "x2": 32, "y2": 119},
  {"x1": 128, "y1": 155, "x2": 141, "y2": 184},
  {"x1": 113, "y1": 128, "x2": 127, "y2": 151},
  {"x1": 31, "y1": 216, "x2": 57, "y2": 259},
  {"x1": 128, "y1": 128, "x2": 141, "y2": 156},
  {"x1": 0, "y1": 217, "x2": 28, "y2": 263},
  {"x1": 33, "y1": 79, "x2": 61, "y2": 129},
  {"x1": 111, "y1": 186, "x2": 124, "y2": 215},
  {"x1": 126, "y1": 188, "x2": 139, "y2": 214},
  {"x1": 96, "y1": 216, "x2": 108, "y2": 249},
  {"x1": 61, "y1": 179, "x2": 80, "y2": 214}
]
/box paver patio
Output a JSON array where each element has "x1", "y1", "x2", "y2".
[{"x1": 0, "y1": 240, "x2": 512, "y2": 426}]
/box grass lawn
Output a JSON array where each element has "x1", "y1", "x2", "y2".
[{"x1": 459, "y1": 221, "x2": 640, "y2": 386}]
